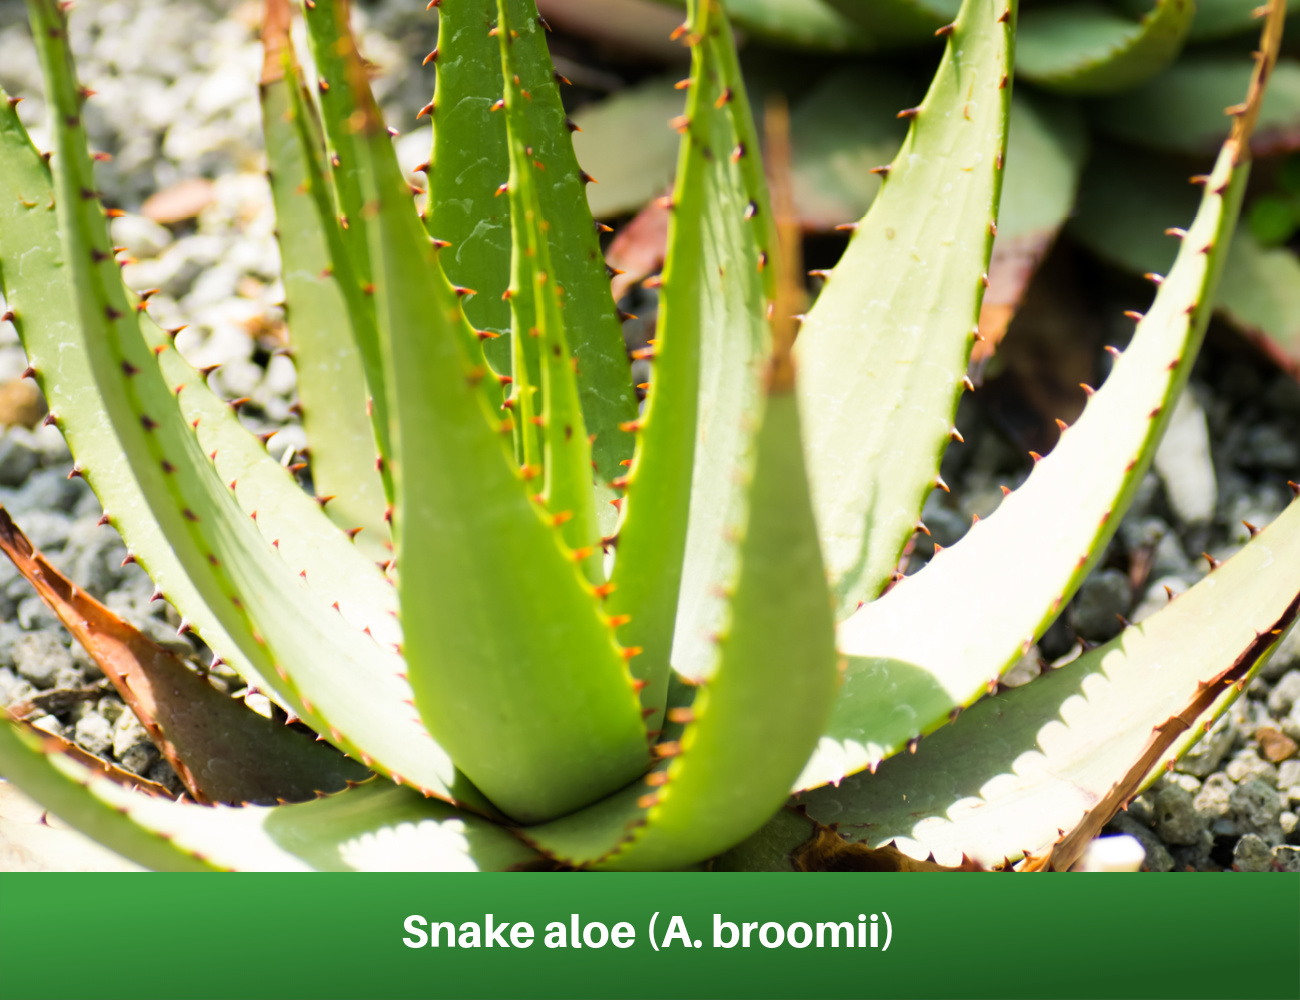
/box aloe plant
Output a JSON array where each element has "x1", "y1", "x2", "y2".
[
  {"x1": 603, "y1": 0, "x2": 1300, "y2": 370},
  {"x1": 0, "y1": 0, "x2": 1294, "y2": 872}
]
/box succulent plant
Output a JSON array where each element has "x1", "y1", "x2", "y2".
[
  {"x1": 593, "y1": 0, "x2": 1300, "y2": 374},
  {"x1": 0, "y1": 0, "x2": 1295, "y2": 872}
]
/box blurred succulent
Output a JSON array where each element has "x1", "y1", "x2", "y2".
[
  {"x1": 0, "y1": 0, "x2": 1295, "y2": 873},
  {"x1": 592, "y1": 0, "x2": 1300, "y2": 374}
]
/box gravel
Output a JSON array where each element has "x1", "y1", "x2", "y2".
[{"x1": 0, "y1": 0, "x2": 1297, "y2": 872}]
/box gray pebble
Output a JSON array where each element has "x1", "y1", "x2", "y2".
[
  {"x1": 1267, "y1": 670, "x2": 1300, "y2": 717},
  {"x1": 17, "y1": 595, "x2": 60, "y2": 632},
  {"x1": 13, "y1": 631, "x2": 74, "y2": 689},
  {"x1": 1240, "y1": 424, "x2": 1299, "y2": 471},
  {"x1": 96, "y1": 697, "x2": 125, "y2": 725},
  {"x1": 1069, "y1": 569, "x2": 1133, "y2": 642},
  {"x1": 0, "y1": 432, "x2": 40, "y2": 487},
  {"x1": 1276, "y1": 760, "x2": 1300, "y2": 792},
  {"x1": 0, "y1": 666, "x2": 36, "y2": 708},
  {"x1": 73, "y1": 712, "x2": 113, "y2": 757},
  {"x1": 1177, "y1": 715, "x2": 1235, "y2": 777},
  {"x1": 28, "y1": 714, "x2": 64, "y2": 738},
  {"x1": 1108, "y1": 812, "x2": 1175, "y2": 871},
  {"x1": 1230, "y1": 778, "x2": 1284, "y2": 843},
  {"x1": 1226, "y1": 749, "x2": 1278, "y2": 787},
  {"x1": 1152, "y1": 784, "x2": 1205, "y2": 845},
  {"x1": 1261, "y1": 624, "x2": 1300, "y2": 681},
  {"x1": 1194, "y1": 772, "x2": 1234, "y2": 824},
  {"x1": 1274, "y1": 845, "x2": 1300, "y2": 873},
  {"x1": 1233, "y1": 833, "x2": 1274, "y2": 871}
]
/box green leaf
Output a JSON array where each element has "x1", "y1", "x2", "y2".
[
  {"x1": 0, "y1": 720, "x2": 538, "y2": 871},
  {"x1": 344, "y1": 20, "x2": 647, "y2": 824},
  {"x1": 597, "y1": 392, "x2": 839, "y2": 871},
  {"x1": 649, "y1": 0, "x2": 879, "y2": 50},
  {"x1": 794, "y1": 0, "x2": 1014, "y2": 620},
  {"x1": 800, "y1": 106, "x2": 1251, "y2": 792},
  {"x1": 0, "y1": 717, "x2": 216, "y2": 871},
  {"x1": 261, "y1": 49, "x2": 390, "y2": 562},
  {"x1": 0, "y1": 509, "x2": 369, "y2": 806},
  {"x1": 1088, "y1": 56, "x2": 1300, "y2": 157},
  {"x1": 1189, "y1": 0, "x2": 1299, "y2": 40},
  {"x1": 790, "y1": 496, "x2": 1300, "y2": 870},
  {"x1": 1069, "y1": 143, "x2": 1300, "y2": 371},
  {"x1": 495, "y1": 2, "x2": 606, "y2": 573},
  {"x1": 570, "y1": 77, "x2": 684, "y2": 219},
  {"x1": 23, "y1": 0, "x2": 475, "y2": 806},
  {"x1": 825, "y1": 0, "x2": 961, "y2": 45},
  {"x1": 788, "y1": 67, "x2": 911, "y2": 230},
  {"x1": 1015, "y1": 0, "x2": 1196, "y2": 96},
  {"x1": 298, "y1": 0, "x2": 394, "y2": 482}
]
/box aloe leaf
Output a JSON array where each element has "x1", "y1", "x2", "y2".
[
  {"x1": 0, "y1": 716, "x2": 216, "y2": 871},
  {"x1": 339, "y1": 20, "x2": 646, "y2": 825},
  {"x1": 789, "y1": 68, "x2": 911, "y2": 230},
  {"x1": 260, "y1": 7, "x2": 390, "y2": 560},
  {"x1": 794, "y1": 0, "x2": 1014, "y2": 621},
  {"x1": 493, "y1": 2, "x2": 606, "y2": 573},
  {"x1": 1015, "y1": 0, "x2": 1195, "y2": 96},
  {"x1": 0, "y1": 720, "x2": 538, "y2": 870},
  {"x1": 297, "y1": 0, "x2": 395, "y2": 485},
  {"x1": 431, "y1": 1, "x2": 636, "y2": 531},
  {"x1": 799, "y1": 37, "x2": 1266, "y2": 792},
  {"x1": 0, "y1": 85, "x2": 267, "y2": 702},
  {"x1": 1069, "y1": 143, "x2": 1300, "y2": 370},
  {"x1": 1089, "y1": 57, "x2": 1300, "y2": 157},
  {"x1": 975, "y1": 92, "x2": 1088, "y2": 360},
  {"x1": 825, "y1": 0, "x2": 961, "y2": 45},
  {"x1": 782, "y1": 497, "x2": 1300, "y2": 871},
  {"x1": 0, "y1": 509, "x2": 369, "y2": 805},
  {"x1": 23, "y1": 0, "x2": 474, "y2": 805},
  {"x1": 1190, "y1": 0, "x2": 1299, "y2": 39},
  {"x1": 570, "y1": 77, "x2": 683, "y2": 219},
  {"x1": 650, "y1": 0, "x2": 879, "y2": 50}
]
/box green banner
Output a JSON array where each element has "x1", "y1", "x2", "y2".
[{"x1": 1, "y1": 873, "x2": 1296, "y2": 999}]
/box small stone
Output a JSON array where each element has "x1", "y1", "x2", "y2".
[
  {"x1": 1194, "y1": 772, "x2": 1234, "y2": 823},
  {"x1": 12, "y1": 632, "x2": 75, "y2": 690},
  {"x1": 1000, "y1": 648, "x2": 1041, "y2": 688},
  {"x1": 96, "y1": 697, "x2": 125, "y2": 725},
  {"x1": 1069, "y1": 569, "x2": 1133, "y2": 643},
  {"x1": 1267, "y1": 670, "x2": 1300, "y2": 716},
  {"x1": 1227, "y1": 749, "x2": 1278, "y2": 786},
  {"x1": 111, "y1": 709, "x2": 156, "y2": 775},
  {"x1": 1233, "y1": 833, "x2": 1274, "y2": 871},
  {"x1": 1241, "y1": 424, "x2": 1300, "y2": 471},
  {"x1": 1261, "y1": 625, "x2": 1300, "y2": 681},
  {"x1": 1274, "y1": 845, "x2": 1300, "y2": 872},
  {"x1": 17, "y1": 596, "x2": 60, "y2": 632},
  {"x1": 1153, "y1": 390, "x2": 1217, "y2": 525},
  {"x1": 1107, "y1": 812, "x2": 1174, "y2": 871},
  {"x1": 0, "y1": 379, "x2": 46, "y2": 430},
  {"x1": 110, "y1": 213, "x2": 173, "y2": 259},
  {"x1": 28, "y1": 715, "x2": 63, "y2": 738},
  {"x1": 1126, "y1": 792, "x2": 1156, "y2": 829},
  {"x1": 1230, "y1": 778, "x2": 1283, "y2": 843},
  {"x1": 0, "y1": 432, "x2": 40, "y2": 487},
  {"x1": 146, "y1": 759, "x2": 185, "y2": 797},
  {"x1": 1152, "y1": 784, "x2": 1205, "y2": 845},
  {"x1": 1276, "y1": 759, "x2": 1300, "y2": 791},
  {"x1": 73, "y1": 713, "x2": 113, "y2": 757},
  {"x1": 1177, "y1": 715, "x2": 1234, "y2": 777},
  {"x1": 1281, "y1": 811, "x2": 1298, "y2": 837},
  {"x1": 1257, "y1": 727, "x2": 1298, "y2": 763}
]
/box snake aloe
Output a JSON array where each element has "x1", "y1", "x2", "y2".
[{"x1": 0, "y1": 0, "x2": 1295, "y2": 871}]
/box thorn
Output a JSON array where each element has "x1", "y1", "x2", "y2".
[
  {"x1": 120, "y1": 552, "x2": 136, "y2": 567},
  {"x1": 1079, "y1": 383, "x2": 1095, "y2": 396},
  {"x1": 1243, "y1": 521, "x2": 1260, "y2": 538},
  {"x1": 1028, "y1": 451, "x2": 1043, "y2": 463},
  {"x1": 96, "y1": 513, "x2": 110, "y2": 526},
  {"x1": 1055, "y1": 418, "x2": 1069, "y2": 434},
  {"x1": 1124, "y1": 310, "x2": 1144, "y2": 322},
  {"x1": 621, "y1": 646, "x2": 643, "y2": 661},
  {"x1": 907, "y1": 736, "x2": 920, "y2": 754},
  {"x1": 1143, "y1": 272, "x2": 1165, "y2": 286},
  {"x1": 934, "y1": 21, "x2": 956, "y2": 36},
  {"x1": 1116, "y1": 614, "x2": 1133, "y2": 629},
  {"x1": 176, "y1": 619, "x2": 191, "y2": 636},
  {"x1": 1165, "y1": 227, "x2": 1187, "y2": 238},
  {"x1": 999, "y1": 485, "x2": 1011, "y2": 496},
  {"x1": 651, "y1": 741, "x2": 680, "y2": 758},
  {"x1": 961, "y1": 376, "x2": 974, "y2": 392},
  {"x1": 1202, "y1": 552, "x2": 1220, "y2": 571},
  {"x1": 422, "y1": 48, "x2": 438, "y2": 66},
  {"x1": 1104, "y1": 345, "x2": 1121, "y2": 358},
  {"x1": 1164, "y1": 584, "x2": 1176, "y2": 601},
  {"x1": 934, "y1": 475, "x2": 950, "y2": 493},
  {"x1": 897, "y1": 106, "x2": 921, "y2": 120}
]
